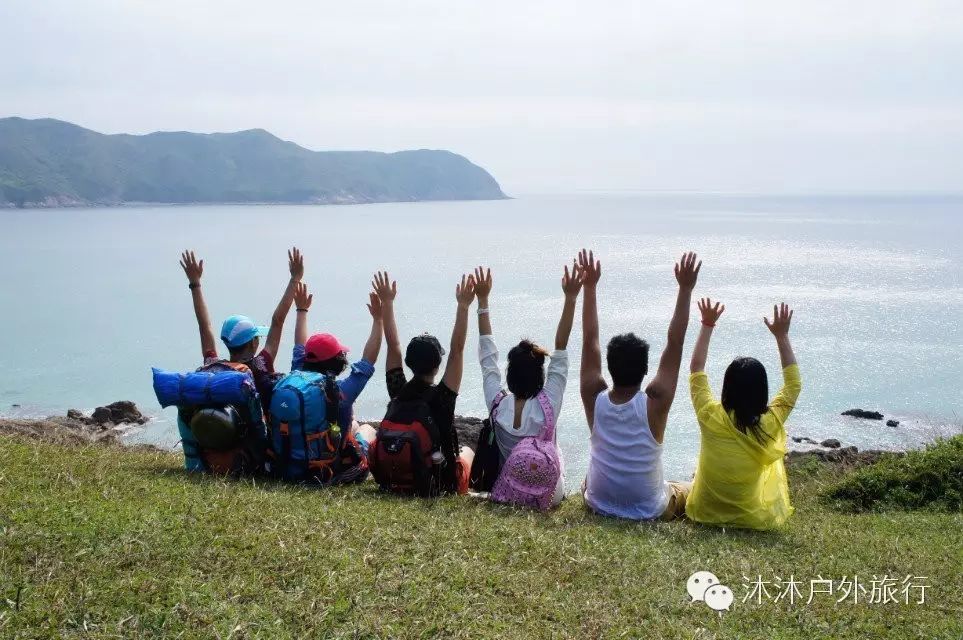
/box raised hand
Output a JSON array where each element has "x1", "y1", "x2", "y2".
[
  {"x1": 371, "y1": 271, "x2": 397, "y2": 303},
  {"x1": 180, "y1": 250, "x2": 204, "y2": 285},
  {"x1": 555, "y1": 258, "x2": 583, "y2": 351},
  {"x1": 674, "y1": 251, "x2": 702, "y2": 290},
  {"x1": 288, "y1": 247, "x2": 304, "y2": 281},
  {"x1": 764, "y1": 302, "x2": 793, "y2": 338},
  {"x1": 294, "y1": 282, "x2": 313, "y2": 311},
  {"x1": 366, "y1": 291, "x2": 383, "y2": 319},
  {"x1": 455, "y1": 273, "x2": 476, "y2": 307},
  {"x1": 562, "y1": 259, "x2": 583, "y2": 299},
  {"x1": 377, "y1": 270, "x2": 402, "y2": 369},
  {"x1": 697, "y1": 297, "x2": 725, "y2": 326},
  {"x1": 293, "y1": 282, "x2": 312, "y2": 347},
  {"x1": 578, "y1": 249, "x2": 602, "y2": 288},
  {"x1": 473, "y1": 266, "x2": 493, "y2": 300}
]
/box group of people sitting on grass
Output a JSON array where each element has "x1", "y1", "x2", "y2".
[{"x1": 158, "y1": 246, "x2": 800, "y2": 531}]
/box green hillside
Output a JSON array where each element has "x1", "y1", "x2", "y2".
[{"x1": 0, "y1": 117, "x2": 506, "y2": 207}]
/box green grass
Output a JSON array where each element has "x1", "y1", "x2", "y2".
[
  {"x1": 823, "y1": 436, "x2": 963, "y2": 512},
  {"x1": 1, "y1": 437, "x2": 961, "y2": 639}
]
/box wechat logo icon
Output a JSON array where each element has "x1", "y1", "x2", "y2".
[{"x1": 686, "y1": 571, "x2": 734, "y2": 615}]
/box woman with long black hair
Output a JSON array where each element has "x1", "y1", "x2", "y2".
[{"x1": 686, "y1": 300, "x2": 802, "y2": 529}]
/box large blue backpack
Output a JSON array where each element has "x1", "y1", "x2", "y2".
[
  {"x1": 267, "y1": 370, "x2": 367, "y2": 485},
  {"x1": 153, "y1": 360, "x2": 268, "y2": 475}
]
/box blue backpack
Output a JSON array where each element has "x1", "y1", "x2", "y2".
[
  {"x1": 152, "y1": 361, "x2": 268, "y2": 475},
  {"x1": 267, "y1": 370, "x2": 367, "y2": 485}
]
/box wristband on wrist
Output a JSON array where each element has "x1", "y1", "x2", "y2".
[
  {"x1": 702, "y1": 321, "x2": 715, "y2": 328},
  {"x1": 189, "y1": 283, "x2": 200, "y2": 289},
  {"x1": 477, "y1": 308, "x2": 490, "y2": 316},
  {"x1": 296, "y1": 308, "x2": 309, "y2": 313}
]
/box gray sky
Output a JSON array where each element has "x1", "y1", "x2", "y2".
[{"x1": 2, "y1": 0, "x2": 962, "y2": 194}]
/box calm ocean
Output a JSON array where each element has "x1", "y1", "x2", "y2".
[{"x1": 2, "y1": 193, "x2": 961, "y2": 484}]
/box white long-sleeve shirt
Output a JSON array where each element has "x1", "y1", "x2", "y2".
[{"x1": 478, "y1": 333, "x2": 568, "y2": 503}]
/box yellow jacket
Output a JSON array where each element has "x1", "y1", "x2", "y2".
[{"x1": 685, "y1": 364, "x2": 802, "y2": 530}]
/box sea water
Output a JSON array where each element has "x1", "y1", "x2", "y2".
[{"x1": 1, "y1": 193, "x2": 961, "y2": 484}]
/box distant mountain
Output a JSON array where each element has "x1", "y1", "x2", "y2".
[{"x1": 0, "y1": 117, "x2": 506, "y2": 207}]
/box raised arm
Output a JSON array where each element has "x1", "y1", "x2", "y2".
[
  {"x1": 473, "y1": 266, "x2": 493, "y2": 337},
  {"x1": 765, "y1": 303, "x2": 801, "y2": 424},
  {"x1": 690, "y1": 298, "x2": 725, "y2": 374},
  {"x1": 373, "y1": 271, "x2": 401, "y2": 370},
  {"x1": 646, "y1": 252, "x2": 701, "y2": 422},
  {"x1": 180, "y1": 250, "x2": 217, "y2": 357},
  {"x1": 362, "y1": 291, "x2": 384, "y2": 364},
  {"x1": 293, "y1": 282, "x2": 313, "y2": 348},
  {"x1": 473, "y1": 266, "x2": 504, "y2": 408},
  {"x1": 765, "y1": 303, "x2": 797, "y2": 368},
  {"x1": 441, "y1": 273, "x2": 476, "y2": 393},
  {"x1": 578, "y1": 249, "x2": 607, "y2": 429},
  {"x1": 263, "y1": 247, "x2": 304, "y2": 360},
  {"x1": 556, "y1": 260, "x2": 582, "y2": 350}
]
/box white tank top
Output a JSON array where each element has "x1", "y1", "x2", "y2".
[{"x1": 585, "y1": 390, "x2": 670, "y2": 520}]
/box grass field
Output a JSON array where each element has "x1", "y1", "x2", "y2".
[{"x1": 0, "y1": 437, "x2": 961, "y2": 639}]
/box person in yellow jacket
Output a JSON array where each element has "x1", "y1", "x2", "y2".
[{"x1": 685, "y1": 300, "x2": 801, "y2": 530}]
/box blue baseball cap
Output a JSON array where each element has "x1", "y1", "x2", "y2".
[{"x1": 220, "y1": 315, "x2": 269, "y2": 348}]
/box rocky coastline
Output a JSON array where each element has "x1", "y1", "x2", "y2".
[
  {"x1": 0, "y1": 402, "x2": 920, "y2": 472},
  {"x1": 0, "y1": 401, "x2": 149, "y2": 447}
]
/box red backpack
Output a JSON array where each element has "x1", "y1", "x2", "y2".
[{"x1": 369, "y1": 398, "x2": 442, "y2": 496}]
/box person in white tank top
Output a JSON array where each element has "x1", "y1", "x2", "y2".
[{"x1": 577, "y1": 249, "x2": 702, "y2": 521}]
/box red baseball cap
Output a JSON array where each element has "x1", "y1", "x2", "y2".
[{"x1": 304, "y1": 333, "x2": 350, "y2": 362}]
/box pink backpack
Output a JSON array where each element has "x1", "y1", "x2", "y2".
[{"x1": 490, "y1": 391, "x2": 561, "y2": 511}]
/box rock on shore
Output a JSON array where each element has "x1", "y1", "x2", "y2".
[
  {"x1": 0, "y1": 415, "x2": 125, "y2": 445},
  {"x1": 0, "y1": 401, "x2": 149, "y2": 446},
  {"x1": 785, "y1": 445, "x2": 903, "y2": 468},
  {"x1": 452, "y1": 416, "x2": 485, "y2": 449},
  {"x1": 90, "y1": 401, "x2": 148, "y2": 426},
  {"x1": 842, "y1": 409, "x2": 885, "y2": 420}
]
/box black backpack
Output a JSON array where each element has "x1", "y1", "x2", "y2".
[{"x1": 469, "y1": 390, "x2": 507, "y2": 492}]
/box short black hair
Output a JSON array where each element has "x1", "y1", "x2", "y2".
[
  {"x1": 302, "y1": 353, "x2": 349, "y2": 377},
  {"x1": 227, "y1": 338, "x2": 258, "y2": 363},
  {"x1": 606, "y1": 333, "x2": 649, "y2": 387},
  {"x1": 506, "y1": 340, "x2": 549, "y2": 399},
  {"x1": 405, "y1": 334, "x2": 444, "y2": 376}
]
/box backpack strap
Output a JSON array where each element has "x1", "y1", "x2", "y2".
[
  {"x1": 535, "y1": 390, "x2": 556, "y2": 442},
  {"x1": 278, "y1": 420, "x2": 291, "y2": 476},
  {"x1": 321, "y1": 374, "x2": 340, "y2": 431},
  {"x1": 489, "y1": 390, "x2": 508, "y2": 425},
  {"x1": 322, "y1": 373, "x2": 350, "y2": 472}
]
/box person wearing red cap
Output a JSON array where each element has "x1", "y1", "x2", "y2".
[{"x1": 289, "y1": 282, "x2": 383, "y2": 453}]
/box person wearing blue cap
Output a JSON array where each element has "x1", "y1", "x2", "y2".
[{"x1": 179, "y1": 247, "x2": 304, "y2": 407}]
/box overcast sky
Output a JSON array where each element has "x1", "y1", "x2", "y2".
[{"x1": 2, "y1": 1, "x2": 962, "y2": 194}]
